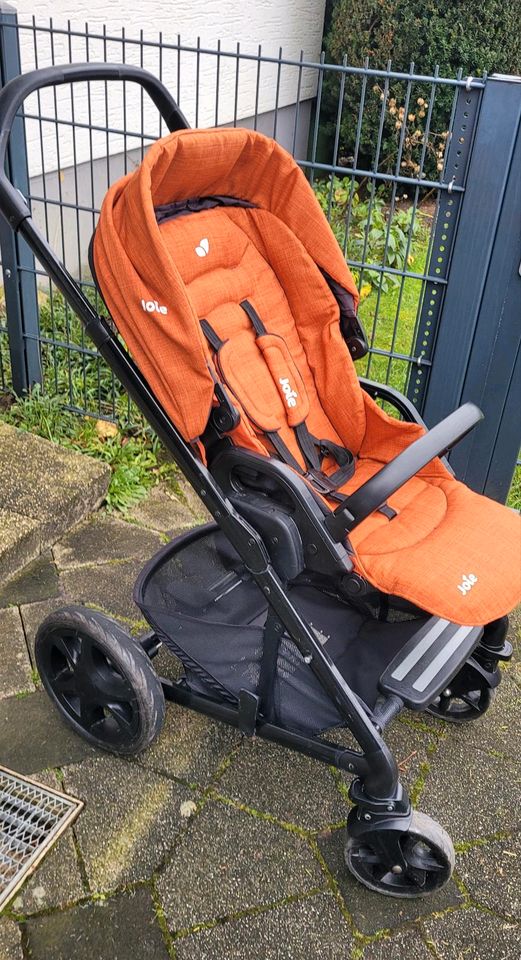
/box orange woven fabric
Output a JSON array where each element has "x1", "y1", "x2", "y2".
[{"x1": 94, "y1": 127, "x2": 521, "y2": 625}]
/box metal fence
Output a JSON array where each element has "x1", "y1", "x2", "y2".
[{"x1": 0, "y1": 8, "x2": 519, "y2": 500}]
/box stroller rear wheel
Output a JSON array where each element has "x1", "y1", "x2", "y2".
[
  {"x1": 35, "y1": 606, "x2": 165, "y2": 756},
  {"x1": 345, "y1": 810, "x2": 455, "y2": 897}
]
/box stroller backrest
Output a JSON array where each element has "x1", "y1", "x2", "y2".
[{"x1": 93, "y1": 128, "x2": 367, "y2": 483}]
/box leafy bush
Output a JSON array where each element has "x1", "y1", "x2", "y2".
[
  {"x1": 321, "y1": 0, "x2": 521, "y2": 183},
  {"x1": 314, "y1": 176, "x2": 426, "y2": 292}
]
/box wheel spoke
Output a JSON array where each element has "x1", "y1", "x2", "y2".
[
  {"x1": 79, "y1": 698, "x2": 101, "y2": 730},
  {"x1": 94, "y1": 671, "x2": 134, "y2": 704},
  {"x1": 52, "y1": 631, "x2": 81, "y2": 670},
  {"x1": 52, "y1": 667, "x2": 77, "y2": 696},
  {"x1": 105, "y1": 702, "x2": 135, "y2": 735}
]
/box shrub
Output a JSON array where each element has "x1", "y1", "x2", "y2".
[{"x1": 321, "y1": 0, "x2": 521, "y2": 182}]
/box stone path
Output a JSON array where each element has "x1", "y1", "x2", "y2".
[{"x1": 0, "y1": 476, "x2": 520, "y2": 959}]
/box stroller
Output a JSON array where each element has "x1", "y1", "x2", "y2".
[{"x1": 0, "y1": 63, "x2": 519, "y2": 899}]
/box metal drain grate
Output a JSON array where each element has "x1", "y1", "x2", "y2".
[{"x1": 0, "y1": 765, "x2": 83, "y2": 910}]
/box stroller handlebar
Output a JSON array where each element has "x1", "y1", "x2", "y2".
[
  {"x1": 325, "y1": 402, "x2": 484, "y2": 538},
  {"x1": 0, "y1": 62, "x2": 189, "y2": 229}
]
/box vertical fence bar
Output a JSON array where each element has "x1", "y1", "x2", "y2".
[
  {"x1": 0, "y1": 1, "x2": 41, "y2": 393},
  {"x1": 419, "y1": 75, "x2": 521, "y2": 500}
]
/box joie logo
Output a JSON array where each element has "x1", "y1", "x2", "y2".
[
  {"x1": 279, "y1": 377, "x2": 298, "y2": 408},
  {"x1": 195, "y1": 237, "x2": 210, "y2": 257},
  {"x1": 141, "y1": 299, "x2": 168, "y2": 315},
  {"x1": 457, "y1": 573, "x2": 478, "y2": 596}
]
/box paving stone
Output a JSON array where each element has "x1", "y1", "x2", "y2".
[
  {"x1": 12, "y1": 770, "x2": 85, "y2": 916},
  {"x1": 53, "y1": 513, "x2": 163, "y2": 568},
  {"x1": 59, "y1": 559, "x2": 145, "y2": 622},
  {"x1": 457, "y1": 833, "x2": 521, "y2": 919},
  {"x1": 0, "y1": 552, "x2": 60, "y2": 609},
  {"x1": 129, "y1": 483, "x2": 196, "y2": 535},
  {"x1": 136, "y1": 701, "x2": 240, "y2": 786},
  {"x1": 0, "y1": 919, "x2": 23, "y2": 960},
  {"x1": 175, "y1": 892, "x2": 353, "y2": 959},
  {"x1": 363, "y1": 930, "x2": 433, "y2": 960},
  {"x1": 0, "y1": 509, "x2": 40, "y2": 586},
  {"x1": 216, "y1": 737, "x2": 350, "y2": 830},
  {"x1": 317, "y1": 829, "x2": 462, "y2": 936},
  {"x1": 0, "y1": 690, "x2": 96, "y2": 774},
  {"x1": 24, "y1": 887, "x2": 170, "y2": 960},
  {"x1": 156, "y1": 798, "x2": 326, "y2": 930},
  {"x1": 423, "y1": 907, "x2": 520, "y2": 960},
  {"x1": 0, "y1": 422, "x2": 110, "y2": 545},
  {"x1": 449, "y1": 674, "x2": 521, "y2": 762},
  {"x1": 63, "y1": 755, "x2": 190, "y2": 891},
  {"x1": 0, "y1": 606, "x2": 34, "y2": 699},
  {"x1": 419, "y1": 736, "x2": 521, "y2": 842}
]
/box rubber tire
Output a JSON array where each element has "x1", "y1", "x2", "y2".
[
  {"x1": 345, "y1": 810, "x2": 455, "y2": 898},
  {"x1": 35, "y1": 605, "x2": 165, "y2": 756},
  {"x1": 426, "y1": 685, "x2": 495, "y2": 723}
]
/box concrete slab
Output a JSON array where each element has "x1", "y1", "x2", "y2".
[
  {"x1": 63, "y1": 755, "x2": 190, "y2": 892},
  {"x1": 317, "y1": 829, "x2": 462, "y2": 936},
  {"x1": 0, "y1": 552, "x2": 60, "y2": 609},
  {"x1": 0, "y1": 919, "x2": 23, "y2": 960},
  {"x1": 53, "y1": 514, "x2": 162, "y2": 568},
  {"x1": 0, "y1": 690, "x2": 97, "y2": 774},
  {"x1": 0, "y1": 509, "x2": 41, "y2": 586},
  {"x1": 24, "y1": 887, "x2": 170, "y2": 960},
  {"x1": 457, "y1": 833, "x2": 521, "y2": 919},
  {"x1": 128, "y1": 483, "x2": 196, "y2": 535},
  {"x1": 156, "y1": 798, "x2": 326, "y2": 931},
  {"x1": 136, "y1": 701, "x2": 240, "y2": 786},
  {"x1": 0, "y1": 606, "x2": 34, "y2": 700},
  {"x1": 419, "y1": 735, "x2": 521, "y2": 841},
  {"x1": 12, "y1": 770, "x2": 85, "y2": 916},
  {"x1": 0, "y1": 422, "x2": 110, "y2": 546},
  {"x1": 216, "y1": 736, "x2": 350, "y2": 830},
  {"x1": 423, "y1": 907, "x2": 520, "y2": 960},
  {"x1": 177, "y1": 478, "x2": 212, "y2": 524},
  {"x1": 175, "y1": 892, "x2": 353, "y2": 959},
  {"x1": 59, "y1": 559, "x2": 145, "y2": 622}
]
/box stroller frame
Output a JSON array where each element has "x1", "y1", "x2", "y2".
[{"x1": 0, "y1": 63, "x2": 512, "y2": 898}]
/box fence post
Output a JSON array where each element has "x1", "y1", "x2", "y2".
[
  {"x1": 0, "y1": 1, "x2": 41, "y2": 393},
  {"x1": 416, "y1": 75, "x2": 521, "y2": 502}
]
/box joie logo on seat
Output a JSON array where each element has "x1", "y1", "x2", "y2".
[
  {"x1": 141, "y1": 299, "x2": 168, "y2": 315},
  {"x1": 457, "y1": 573, "x2": 478, "y2": 596},
  {"x1": 195, "y1": 237, "x2": 210, "y2": 257},
  {"x1": 279, "y1": 377, "x2": 298, "y2": 408}
]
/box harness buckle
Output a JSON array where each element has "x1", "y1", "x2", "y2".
[{"x1": 305, "y1": 468, "x2": 338, "y2": 497}]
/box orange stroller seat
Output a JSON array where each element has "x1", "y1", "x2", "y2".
[{"x1": 93, "y1": 127, "x2": 521, "y2": 627}]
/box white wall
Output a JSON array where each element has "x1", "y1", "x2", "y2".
[{"x1": 12, "y1": 0, "x2": 327, "y2": 175}]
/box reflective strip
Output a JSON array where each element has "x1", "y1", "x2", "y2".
[
  {"x1": 412, "y1": 626, "x2": 475, "y2": 692},
  {"x1": 390, "y1": 619, "x2": 450, "y2": 681}
]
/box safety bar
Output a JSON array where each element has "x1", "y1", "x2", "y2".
[
  {"x1": 325, "y1": 402, "x2": 483, "y2": 539},
  {"x1": 0, "y1": 62, "x2": 189, "y2": 229}
]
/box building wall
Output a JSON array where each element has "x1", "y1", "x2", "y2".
[{"x1": 14, "y1": 0, "x2": 327, "y2": 175}]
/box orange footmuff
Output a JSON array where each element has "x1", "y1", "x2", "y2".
[{"x1": 93, "y1": 127, "x2": 521, "y2": 627}]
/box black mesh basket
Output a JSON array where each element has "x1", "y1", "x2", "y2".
[{"x1": 134, "y1": 524, "x2": 425, "y2": 735}]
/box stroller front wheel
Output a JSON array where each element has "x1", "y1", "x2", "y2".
[
  {"x1": 344, "y1": 810, "x2": 455, "y2": 898},
  {"x1": 35, "y1": 605, "x2": 165, "y2": 756}
]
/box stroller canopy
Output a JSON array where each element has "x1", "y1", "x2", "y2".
[{"x1": 93, "y1": 127, "x2": 521, "y2": 625}]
